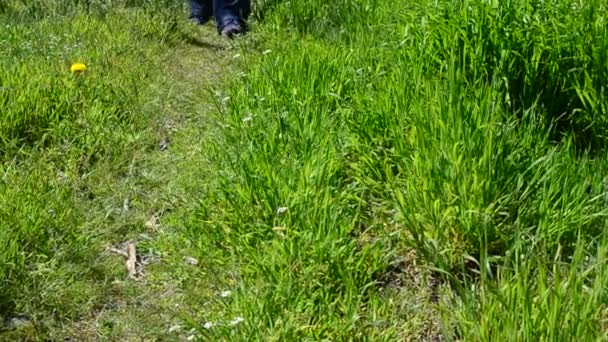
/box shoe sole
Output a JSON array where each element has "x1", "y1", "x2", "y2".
[{"x1": 220, "y1": 24, "x2": 243, "y2": 38}]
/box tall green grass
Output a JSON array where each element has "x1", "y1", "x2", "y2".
[{"x1": 188, "y1": 0, "x2": 608, "y2": 339}]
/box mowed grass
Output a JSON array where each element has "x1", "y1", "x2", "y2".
[
  {"x1": 2, "y1": 0, "x2": 608, "y2": 340},
  {"x1": 0, "y1": 1, "x2": 209, "y2": 339}
]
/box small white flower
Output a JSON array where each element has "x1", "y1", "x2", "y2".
[
  {"x1": 229, "y1": 316, "x2": 245, "y2": 326},
  {"x1": 184, "y1": 256, "x2": 199, "y2": 266},
  {"x1": 203, "y1": 322, "x2": 215, "y2": 329},
  {"x1": 220, "y1": 290, "x2": 232, "y2": 298},
  {"x1": 277, "y1": 207, "x2": 288, "y2": 215},
  {"x1": 243, "y1": 115, "x2": 253, "y2": 122}
]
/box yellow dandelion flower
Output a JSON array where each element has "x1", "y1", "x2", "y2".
[{"x1": 70, "y1": 63, "x2": 87, "y2": 73}]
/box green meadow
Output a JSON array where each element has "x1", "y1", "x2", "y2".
[{"x1": 1, "y1": 0, "x2": 607, "y2": 340}]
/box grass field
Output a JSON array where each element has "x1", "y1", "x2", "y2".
[{"x1": 1, "y1": 0, "x2": 608, "y2": 340}]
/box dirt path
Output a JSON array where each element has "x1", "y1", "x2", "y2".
[{"x1": 59, "y1": 28, "x2": 238, "y2": 341}]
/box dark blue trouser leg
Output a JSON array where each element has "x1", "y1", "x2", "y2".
[
  {"x1": 213, "y1": 0, "x2": 251, "y2": 32},
  {"x1": 191, "y1": 0, "x2": 251, "y2": 32},
  {"x1": 189, "y1": 0, "x2": 212, "y2": 24}
]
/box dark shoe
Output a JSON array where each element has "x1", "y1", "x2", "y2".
[
  {"x1": 219, "y1": 19, "x2": 244, "y2": 38},
  {"x1": 189, "y1": 0, "x2": 212, "y2": 25}
]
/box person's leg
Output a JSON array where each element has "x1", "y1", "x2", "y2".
[
  {"x1": 189, "y1": 0, "x2": 212, "y2": 25},
  {"x1": 213, "y1": 0, "x2": 249, "y2": 37}
]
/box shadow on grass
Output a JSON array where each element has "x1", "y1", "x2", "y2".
[{"x1": 183, "y1": 36, "x2": 225, "y2": 51}]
